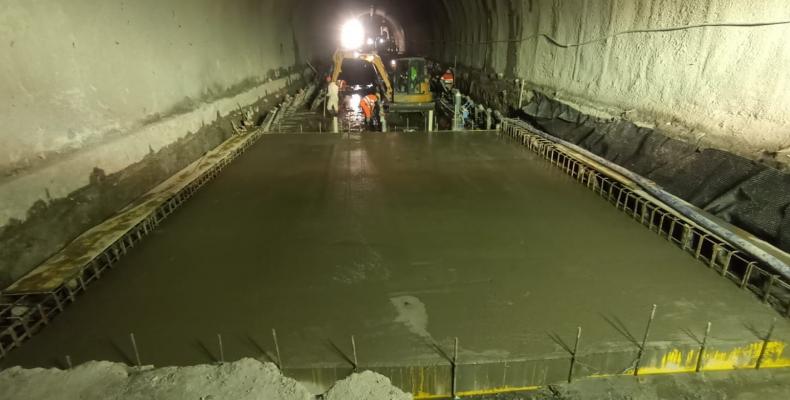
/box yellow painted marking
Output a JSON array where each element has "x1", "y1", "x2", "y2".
[
  {"x1": 627, "y1": 341, "x2": 790, "y2": 375},
  {"x1": 414, "y1": 385, "x2": 541, "y2": 399},
  {"x1": 410, "y1": 341, "x2": 790, "y2": 399}
]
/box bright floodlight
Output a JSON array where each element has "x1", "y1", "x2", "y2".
[{"x1": 341, "y1": 19, "x2": 365, "y2": 50}]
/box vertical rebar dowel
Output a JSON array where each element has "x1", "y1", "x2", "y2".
[
  {"x1": 217, "y1": 334, "x2": 224, "y2": 364},
  {"x1": 453, "y1": 91, "x2": 462, "y2": 131},
  {"x1": 38, "y1": 304, "x2": 48, "y2": 325},
  {"x1": 568, "y1": 327, "x2": 582, "y2": 383},
  {"x1": 518, "y1": 79, "x2": 526, "y2": 109},
  {"x1": 129, "y1": 333, "x2": 141, "y2": 367},
  {"x1": 300, "y1": 124, "x2": 303, "y2": 133},
  {"x1": 452, "y1": 337, "x2": 459, "y2": 399},
  {"x1": 65, "y1": 355, "x2": 73, "y2": 369},
  {"x1": 427, "y1": 110, "x2": 434, "y2": 132},
  {"x1": 332, "y1": 117, "x2": 339, "y2": 133},
  {"x1": 695, "y1": 322, "x2": 711, "y2": 372},
  {"x1": 634, "y1": 304, "x2": 657, "y2": 376},
  {"x1": 351, "y1": 335, "x2": 359, "y2": 370},
  {"x1": 741, "y1": 263, "x2": 755, "y2": 289},
  {"x1": 319, "y1": 122, "x2": 322, "y2": 133},
  {"x1": 763, "y1": 275, "x2": 777, "y2": 304},
  {"x1": 272, "y1": 329, "x2": 283, "y2": 370},
  {"x1": 756, "y1": 318, "x2": 777, "y2": 370}
]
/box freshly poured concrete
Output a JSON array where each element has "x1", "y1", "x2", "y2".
[{"x1": 2, "y1": 132, "x2": 787, "y2": 370}]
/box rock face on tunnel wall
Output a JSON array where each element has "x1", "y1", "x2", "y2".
[
  {"x1": 431, "y1": 0, "x2": 790, "y2": 166},
  {"x1": 0, "y1": 0, "x2": 309, "y2": 287},
  {"x1": 522, "y1": 92, "x2": 790, "y2": 253}
]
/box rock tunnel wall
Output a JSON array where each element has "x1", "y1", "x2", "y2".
[
  {"x1": 429, "y1": 0, "x2": 790, "y2": 166},
  {"x1": 0, "y1": 0, "x2": 311, "y2": 287}
]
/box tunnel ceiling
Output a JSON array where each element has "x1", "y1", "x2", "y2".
[{"x1": 292, "y1": 0, "x2": 450, "y2": 59}]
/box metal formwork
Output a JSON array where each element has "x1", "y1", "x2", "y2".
[
  {"x1": 500, "y1": 118, "x2": 790, "y2": 318},
  {"x1": 0, "y1": 96, "x2": 300, "y2": 359}
]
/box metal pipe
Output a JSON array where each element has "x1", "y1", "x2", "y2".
[
  {"x1": 756, "y1": 318, "x2": 777, "y2": 369},
  {"x1": 272, "y1": 329, "x2": 283, "y2": 370},
  {"x1": 351, "y1": 335, "x2": 358, "y2": 370},
  {"x1": 453, "y1": 90, "x2": 462, "y2": 131},
  {"x1": 451, "y1": 337, "x2": 459, "y2": 399},
  {"x1": 217, "y1": 334, "x2": 224, "y2": 364},
  {"x1": 568, "y1": 327, "x2": 581, "y2": 383},
  {"x1": 634, "y1": 304, "x2": 657, "y2": 376},
  {"x1": 695, "y1": 322, "x2": 711, "y2": 372},
  {"x1": 129, "y1": 333, "x2": 141, "y2": 367}
]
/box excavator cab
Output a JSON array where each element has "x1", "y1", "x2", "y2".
[
  {"x1": 389, "y1": 57, "x2": 434, "y2": 112},
  {"x1": 331, "y1": 50, "x2": 434, "y2": 115}
]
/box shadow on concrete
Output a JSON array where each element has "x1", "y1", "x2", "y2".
[
  {"x1": 245, "y1": 335, "x2": 278, "y2": 365},
  {"x1": 426, "y1": 338, "x2": 453, "y2": 363},
  {"x1": 109, "y1": 338, "x2": 135, "y2": 366},
  {"x1": 194, "y1": 339, "x2": 218, "y2": 363},
  {"x1": 326, "y1": 339, "x2": 355, "y2": 368},
  {"x1": 547, "y1": 331, "x2": 573, "y2": 354},
  {"x1": 600, "y1": 313, "x2": 640, "y2": 347}
]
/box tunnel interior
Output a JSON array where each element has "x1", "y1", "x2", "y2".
[{"x1": 1, "y1": 0, "x2": 790, "y2": 398}]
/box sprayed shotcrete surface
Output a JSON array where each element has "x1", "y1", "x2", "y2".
[
  {"x1": 1, "y1": 132, "x2": 788, "y2": 372},
  {"x1": 435, "y1": 0, "x2": 790, "y2": 163}
]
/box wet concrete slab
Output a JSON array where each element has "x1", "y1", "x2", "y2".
[{"x1": 2, "y1": 132, "x2": 788, "y2": 371}]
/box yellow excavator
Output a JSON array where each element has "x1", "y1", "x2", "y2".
[{"x1": 331, "y1": 50, "x2": 434, "y2": 113}]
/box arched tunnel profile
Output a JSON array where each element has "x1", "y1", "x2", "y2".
[
  {"x1": 1, "y1": 1, "x2": 790, "y2": 399},
  {"x1": 352, "y1": 7, "x2": 408, "y2": 53}
]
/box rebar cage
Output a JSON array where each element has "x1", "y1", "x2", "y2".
[{"x1": 499, "y1": 118, "x2": 790, "y2": 318}]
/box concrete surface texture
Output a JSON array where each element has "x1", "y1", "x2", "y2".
[
  {"x1": 0, "y1": 358, "x2": 313, "y2": 400},
  {"x1": 1, "y1": 133, "x2": 787, "y2": 388},
  {"x1": 0, "y1": 0, "x2": 311, "y2": 286},
  {"x1": 430, "y1": 0, "x2": 790, "y2": 164}
]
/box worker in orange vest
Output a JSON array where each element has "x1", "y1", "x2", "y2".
[
  {"x1": 359, "y1": 91, "x2": 379, "y2": 128},
  {"x1": 440, "y1": 68, "x2": 455, "y2": 91}
]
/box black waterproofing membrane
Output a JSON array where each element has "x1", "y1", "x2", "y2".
[{"x1": 520, "y1": 92, "x2": 790, "y2": 254}]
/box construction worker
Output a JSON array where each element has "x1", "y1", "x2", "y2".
[
  {"x1": 326, "y1": 78, "x2": 339, "y2": 116},
  {"x1": 359, "y1": 91, "x2": 379, "y2": 128},
  {"x1": 440, "y1": 68, "x2": 455, "y2": 91}
]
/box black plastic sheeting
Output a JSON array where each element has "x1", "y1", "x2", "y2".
[{"x1": 520, "y1": 92, "x2": 790, "y2": 254}]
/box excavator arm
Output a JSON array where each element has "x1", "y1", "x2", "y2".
[{"x1": 331, "y1": 50, "x2": 394, "y2": 102}]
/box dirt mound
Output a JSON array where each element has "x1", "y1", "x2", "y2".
[
  {"x1": 324, "y1": 370, "x2": 412, "y2": 400},
  {"x1": 0, "y1": 358, "x2": 312, "y2": 400}
]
